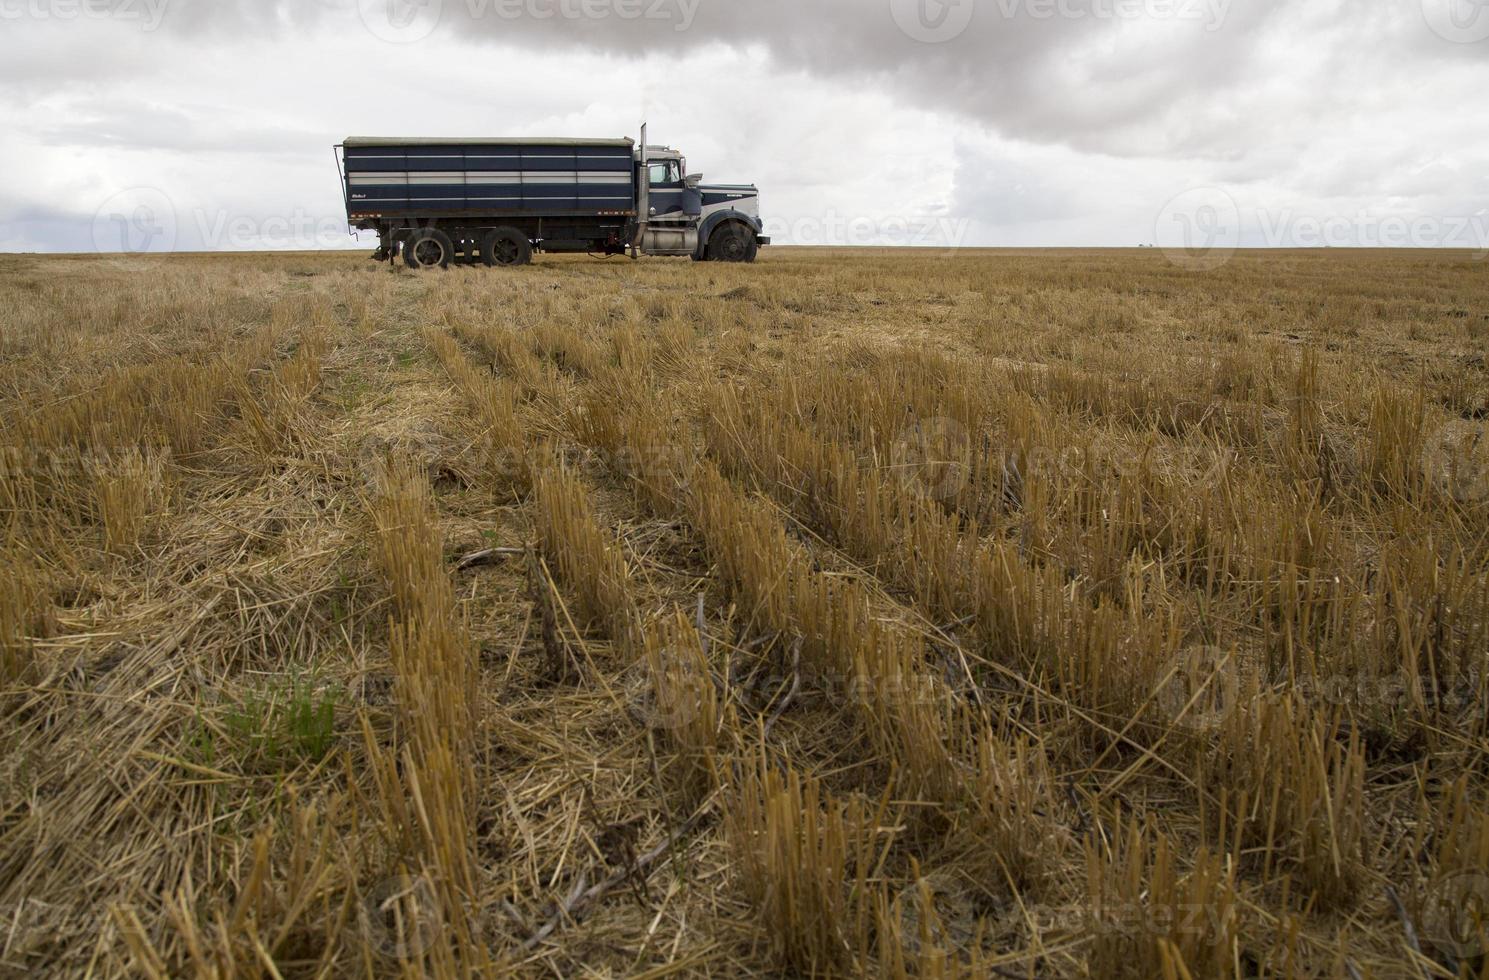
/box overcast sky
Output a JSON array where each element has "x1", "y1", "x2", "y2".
[{"x1": 1, "y1": 0, "x2": 1485, "y2": 253}]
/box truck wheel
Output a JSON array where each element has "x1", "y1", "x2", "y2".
[
  {"x1": 708, "y1": 224, "x2": 756, "y2": 263},
  {"x1": 481, "y1": 228, "x2": 532, "y2": 267},
  {"x1": 404, "y1": 229, "x2": 454, "y2": 269}
]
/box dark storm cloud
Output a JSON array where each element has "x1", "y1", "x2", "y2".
[
  {"x1": 137, "y1": 0, "x2": 1485, "y2": 165},
  {"x1": 144, "y1": 0, "x2": 1289, "y2": 157},
  {"x1": 13, "y1": 0, "x2": 1480, "y2": 165}
]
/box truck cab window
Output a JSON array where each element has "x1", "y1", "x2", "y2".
[{"x1": 649, "y1": 162, "x2": 679, "y2": 185}]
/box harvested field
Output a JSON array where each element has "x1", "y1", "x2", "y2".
[{"x1": 1, "y1": 247, "x2": 1486, "y2": 977}]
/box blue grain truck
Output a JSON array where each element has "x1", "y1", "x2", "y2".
[{"x1": 336, "y1": 127, "x2": 769, "y2": 268}]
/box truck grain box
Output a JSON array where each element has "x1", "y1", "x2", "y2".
[{"x1": 336, "y1": 128, "x2": 770, "y2": 268}]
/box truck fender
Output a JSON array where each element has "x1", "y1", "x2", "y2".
[{"x1": 696, "y1": 210, "x2": 762, "y2": 259}]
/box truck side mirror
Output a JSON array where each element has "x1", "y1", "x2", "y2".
[{"x1": 685, "y1": 173, "x2": 704, "y2": 187}]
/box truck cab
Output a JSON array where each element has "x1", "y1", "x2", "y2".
[{"x1": 635, "y1": 143, "x2": 768, "y2": 262}]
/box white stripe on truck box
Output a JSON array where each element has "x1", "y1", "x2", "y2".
[{"x1": 347, "y1": 172, "x2": 630, "y2": 184}]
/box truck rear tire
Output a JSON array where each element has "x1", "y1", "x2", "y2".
[
  {"x1": 404, "y1": 229, "x2": 454, "y2": 270},
  {"x1": 481, "y1": 228, "x2": 532, "y2": 267},
  {"x1": 708, "y1": 224, "x2": 757, "y2": 263}
]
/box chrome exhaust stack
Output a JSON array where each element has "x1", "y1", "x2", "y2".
[{"x1": 632, "y1": 122, "x2": 649, "y2": 259}]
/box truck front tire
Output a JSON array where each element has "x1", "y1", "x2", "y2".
[
  {"x1": 481, "y1": 228, "x2": 532, "y2": 267},
  {"x1": 708, "y1": 223, "x2": 757, "y2": 263},
  {"x1": 404, "y1": 229, "x2": 454, "y2": 270}
]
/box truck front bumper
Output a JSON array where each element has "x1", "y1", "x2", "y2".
[{"x1": 756, "y1": 235, "x2": 772, "y2": 246}]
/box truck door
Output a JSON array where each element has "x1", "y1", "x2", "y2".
[{"x1": 648, "y1": 161, "x2": 685, "y2": 217}]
